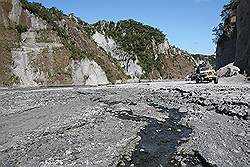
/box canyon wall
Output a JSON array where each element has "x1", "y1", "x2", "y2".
[
  {"x1": 216, "y1": 0, "x2": 250, "y2": 76},
  {"x1": 0, "y1": 0, "x2": 211, "y2": 87}
]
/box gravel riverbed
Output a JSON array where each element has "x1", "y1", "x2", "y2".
[{"x1": 0, "y1": 81, "x2": 249, "y2": 167}]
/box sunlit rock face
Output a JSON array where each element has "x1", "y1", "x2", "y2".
[
  {"x1": 8, "y1": 0, "x2": 22, "y2": 24},
  {"x1": 71, "y1": 58, "x2": 109, "y2": 86},
  {"x1": 216, "y1": 63, "x2": 240, "y2": 77},
  {"x1": 92, "y1": 31, "x2": 143, "y2": 79}
]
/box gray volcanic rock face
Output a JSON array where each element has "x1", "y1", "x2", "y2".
[
  {"x1": 0, "y1": 81, "x2": 249, "y2": 167},
  {"x1": 216, "y1": 0, "x2": 250, "y2": 76},
  {"x1": 215, "y1": 2, "x2": 237, "y2": 71},
  {"x1": 216, "y1": 36, "x2": 236, "y2": 70},
  {"x1": 235, "y1": 0, "x2": 250, "y2": 76}
]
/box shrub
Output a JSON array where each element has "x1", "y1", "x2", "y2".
[
  {"x1": 213, "y1": 0, "x2": 238, "y2": 44},
  {"x1": 84, "y1": 19, "x2": 167, "y2": 78},
  {"x1": 15, "y1": 24, "x2": 28, "y2": 34}
]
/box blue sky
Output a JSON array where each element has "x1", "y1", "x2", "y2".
[{"x1": 29, "y1": 0, "x2": 230, "y2": 55}]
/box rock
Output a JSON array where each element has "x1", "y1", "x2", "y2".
[
  {"x1": 118, "y1": 161, "x2": 126, "y2": 166},
  {"x1": 92, "y1": 31, "x2": 143, "y2": 79},
  {"x1": 216, "y1": 0, "x2": 250, "y2": 76},
  {"x1": 180, "y1": 137, "x2": 188, "y2": 142},
  {"x1": 216, "y1": 63, "x2": 240, "y2": 77},
  {"x1": 181, "y1": 161, "x2": 187, "y2": 167},
  {"x1": 0, "y1": 76, "x2": 249, "y2": 166},
  {"x1": 175, "y1": 155, "x2": 182, "y2": 162},
  {"x1": 71, "y1": 58, "x2": 109, "y2": 86},
  {"x1": 179, "y1": 107, "x2": 187, "y2": 113},
  {"x1": 9, "y1": 0, "x2": 22, "y2": 24},
  {"x1": 65, "y1": 150, "x2": 72, "y2": 155},
  {"x1": 216, "y1": 37, "x2": 236, "y2": 70},
  {"x1": 235, "y1": 0, "x2": 250, "y2": 76},
  {"x1": 124, "y1": 155, "x2": 131, "y2": 162}
]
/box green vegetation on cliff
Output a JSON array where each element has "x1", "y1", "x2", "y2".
[
  {"x1": 19, "y1": 0, "x2": 77, "y2": 57},
  {"x1": 17, "y1": 0, "x2": 196, "y2": 81},
  {"x1": 20, "y1": 0, "x2": 84, "y2": 60},
  {"x1": 19, "y1": 0, "x2": 128, "y2": 83},
  {"x1": 84, "y1": 20, "x2": 166, "y2": 77},
  {"x1": 20, "y1": 0, "x2": 64, "y2": 23},
  {"x1": 15, "y1": 24, "x2": 28, "y2": 34},
  {"x1": 93, "y1": 20, "x2": 165, "y2": 53},
  {"x1": 213, "y1": 0, "x2": 238, "y2": 44}
]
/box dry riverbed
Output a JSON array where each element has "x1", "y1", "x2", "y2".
[{"x1": 0, "y1": 81, "x2": 249, "y2": 167}]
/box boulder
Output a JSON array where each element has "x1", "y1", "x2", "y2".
[{"x1": 216, "y1": 63, "x2": 240, "y2": 77}]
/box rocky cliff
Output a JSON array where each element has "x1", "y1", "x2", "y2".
[
  {"x1": 215, "y1": 0, "x2": 237, "y2": 70},
  {"x1": 215, "y1": 0, "x2": 250, "y2": 76},
  {"x1": 235, "y1": 0, "x2": 250, "y2": 75},
  {"x1": 0, "y1": 0, "x2": 203, "y2": 87},
  {"x1": 0, "y1": 0, "x2": 128, "y2": 87},
  {"x1": 88, "y1": 20, "x2": 196, "y2": 80}
]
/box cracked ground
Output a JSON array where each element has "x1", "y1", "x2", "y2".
[{"x1": 0, "y1": 81, "x2": 249, "y2": 167}]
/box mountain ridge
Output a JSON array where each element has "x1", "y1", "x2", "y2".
[{"x1": 0, "y1": 0, "x2": 214, "y2": 87}]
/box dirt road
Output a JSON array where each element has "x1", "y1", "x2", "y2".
[{"x1": 0, "y1": 81, "x2": 249, "y2": 167}]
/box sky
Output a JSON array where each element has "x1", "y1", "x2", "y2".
[{"x1": 29, "y1": 0, "x2": 230, "y2": 55}]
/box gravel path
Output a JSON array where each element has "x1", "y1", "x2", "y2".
[{"x1": 0, "y1": 81, "x2": 249, "y2": 167}]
